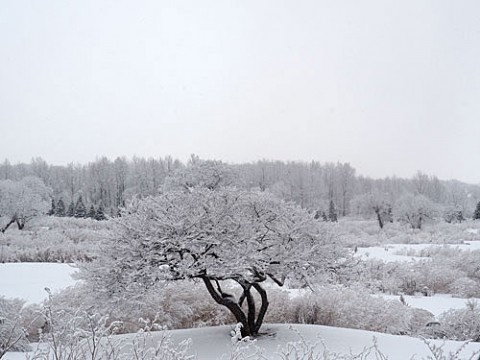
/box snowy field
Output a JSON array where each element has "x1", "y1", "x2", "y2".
[
  {"x1": 356, "y1": 240, "x2": 480, "y2": 263},
  {"x1": 0, "y1": 263, "x2": 77, "y2": 303}
]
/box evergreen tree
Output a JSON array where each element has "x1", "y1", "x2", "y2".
[
  {"x1": 87, "y1": 205, "x2": 96, "y2": 219},
  {"x1": 474, "y1": 201, "x2": 480, "y2": 220},
  {"x1": 328, "y1": 200, "x2": 338, "y2": 222},
  {"x1": 95, "y1": 204, "x2": 106, "y2": 221},
  {"x1": 321, "y1": 211, "x2": 328, "y2": 222},
  {"x1": 47, "y1": 199, "x2": 56, "y2": 216},
  {"x1": 55, "y1": 199, "x2": 66, "y2": 217},
  {"x1": 74, "y1": 195, "x2": 87, "y2": 218},
  {"x1": 66, "y1": 201, "x2": 75, "y2": 217}
]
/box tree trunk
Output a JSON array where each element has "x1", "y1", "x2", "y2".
[
  {"x1": 374, "y1": 207, "x2": 384, "y2": 229},
  {"x1": 201, "y1": 277, "x2": 269, "y2": 337},
  {"x1": 201, "y1": 277, "x2": 251, "y2": 337},
  {"x1": 1, "y1": 217, "x2": 16, "y2": 233},
  {"x1": 252, "y1": 283, "x2": 269, "y2": 334},
  {"x1": 16, "y1": 218, "x2": 25, "y2": 230}
]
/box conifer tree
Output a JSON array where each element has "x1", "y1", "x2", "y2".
[
  {"x1": 74, "y1": 195, "x2": 87, "y2": 218},
  {"x1": 328, "y1": 200, "x2": 338, "y2": 222},
  {"x1": 66, "y1": 201, "x2": 75, "y2": 217},
  {"x1": 47, "y1": 199, "x2": 56, "y2": 216},
  {"x1": 474, "y1": 201, "x2": 480, "y2": 220},
  {"x1": 95, "y1": 204, "x2": 106, "y2": 221},
  {"x1": 87, "y1": 205, "x2": 96, "y2": 219},
  {"x1": 55, "y1": 199, "x2": 66, "y2": 217}
]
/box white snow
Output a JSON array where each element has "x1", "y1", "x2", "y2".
[
  {"x1": 380, "y1": 293, "x2": 480, "y2": 317},
  {"x1": 356, "y1": 241, "x2": 480, "y2": 262},
  {"x1": 0, "y1": 262, "x2": 77, "y2": 304},
  {"x1": 4, "y1": 324, "x2": 480, "y2": 360},
  {"x1": 3, "y1": 262, "x2": 480, "y2": 359}
]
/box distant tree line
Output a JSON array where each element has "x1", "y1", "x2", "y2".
[{"x1": 1, "y1": 155, "x2": 480, "y2": 229}]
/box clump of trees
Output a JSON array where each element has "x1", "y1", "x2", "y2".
[
  {"x1": 50, "y1": 197, "x2": 106, "y2": 221},
  {"x1": 394, "y1": 194, "x2": 437, "y2": 230},
  {"x1": 0, "y1": 177, "x2": 50, "y2": 232}
]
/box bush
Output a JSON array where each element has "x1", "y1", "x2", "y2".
[
  {"x1": 438, "y1": 300, "x2": 480, "y2": 341},
  {"x1": 0, "y1": 296, "x2": 30, "y2": 356},
  {"x1": 265, "y1": 286, "x2": 433, "y2": 336}
]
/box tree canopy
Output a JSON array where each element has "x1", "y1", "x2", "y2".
[
  {"x1": 0, "y1": 176, "x2": 50, "y2": 232},
  {"x1": 83, "y1": 187, "x2": 340, "y2": 336}
]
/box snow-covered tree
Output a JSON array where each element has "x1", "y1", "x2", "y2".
[
  {"x1": 163, "y1": 156, "x2": 237, "y2": 192},
  {"x1": 47, "y1": 198, "x2": 56, "y2": 216},
  {"x1": 81, "y1": 187, "x2": 340, "y2": 337},
  {"x1": 66, "y1": 201, "x2": 75, "y2": 217},
  {"x1": 473, "y1": 201, "x2": 480, "y2": 220},
  {"x1": 55, "y1": 198, "x2": 66, "y2": 217},
  {"x1": 328, "y1": 200, "x2": 338, "y2": 222},
  {"x1": 74, "y1": 195, "x2": 87, "y2": 218},
  {"x1": 95, "y1": 204, "x2": 106, "y2": 221},
  {"x1": 0, "y1": 176, "x2": 50, "y2": 232},
  {"x1": 350, "y1": 193, "x2": 393, "y2": 229},
  {"x1": 394, "y1": 193, "x2": 437, "y2": 229},
  {"x1": 87, "y1": 205, "x2": 96, "y2": 219}
]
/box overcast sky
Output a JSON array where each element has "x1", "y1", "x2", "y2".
[{"x1": 1, "y1": 1, "x2": 480, "y2": 183}]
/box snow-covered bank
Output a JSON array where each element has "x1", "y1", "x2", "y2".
[
  {"x1": 0, "y1": 263, "x2": 77, "y2": 304},
  {"x1": 4, "y1": 324, "x2": 480, "y2": 360}
]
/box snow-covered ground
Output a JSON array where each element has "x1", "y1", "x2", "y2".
[
  {"x1": 0, "y1": 262, "x2": 77, "y2": 303},
  {"x1": 3, "y1": 263, "x2": 480, "y2": 359},
  {"x1": 356, "y1": 240, "x2": 480, "y2": 263},
  {"x1": 4, "y1": 324, "x2": 480, "y2": 360},
  {"x1": 380, "y1": 293, "x2": 480, "y2": 317}
]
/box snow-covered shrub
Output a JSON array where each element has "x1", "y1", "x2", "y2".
[
  {"x1": 265, "y1": 286, "x2": 433, "y2": 336},
  {"x1": 437, "y1": 300, "x2": 480, "y2": 341},
  {"x1": 29, "y1": 304, "x2": 196, "y2": 360},
  {"x1": 0, "y1": 216, "x2": 109, "y2": 263},
  {"x1": 447, "y1": 277, "x2": 480, "y2": 298},
  {"x1": 48, "y1": 280, "x2": 233, "y2": 335},
  {"x1": 0, "y1": 296, "x2": 30, "y2": 356}
]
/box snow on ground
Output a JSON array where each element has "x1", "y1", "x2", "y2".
[
  {"x1": 4, "y1": 324, "x2": 480, "y2": 360},
  {"x1": 356, "y1": 241, "x2": 480, "y2": 263},
  {"x1": 0, "y1": 263, "x2": 77, "y2": 304},
  {"x1": 380, "y1": 293, "x2": 480, "y2": 317},
  {"x1": 3, "y1": 263, "x2": 480, "y2": 358}
]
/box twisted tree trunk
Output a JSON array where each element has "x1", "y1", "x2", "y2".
[{"x1": 201, "y1": 276, "x2": 269, "y2": 337}]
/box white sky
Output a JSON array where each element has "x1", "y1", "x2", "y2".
[{"x1": 1, "y1": 0, "x2": 480, "y2": 183}]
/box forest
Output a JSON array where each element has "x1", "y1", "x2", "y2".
[{"x1": 1, "y1": 155, "x2": 479, "y2": 225}]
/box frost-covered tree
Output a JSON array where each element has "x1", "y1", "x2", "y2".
[
  {"x1": 81, "y1": 188, "x2": 340, "y2": 337},
  {"x1": 328, "y1": 200, "x2": 338, "y2": 222},
  {"x1": 74, "y1": 195, "x2": 87, "y2": 218},
  {"x1": 47, "y1": 198, "x2": 56, "y2": 216},
  {"x1": 87, "y1": 205, "x2": 96, "y2": 219},
  {"x1": 394, "y1": 193, "x2": 437, "y2": 229},
  {"x1": 0, "y1": 176, "x2": 50, "y2": 232},
  {"x1": 163, "y1": 156, "x2": 237, "y2": 192},
  {"x1": 95, "y1": 204, "x2": 106, "y2": 221},
  {"x1": 55, "y1": 198, "x2": 66, "y2": 217},
  {"x1": 66, "y1": 201, "x2": 75, "y2": 217},
  {"x1": 350, "y1": 193, "x2": 393, "y2": 229},
  {"x1": 473, "y1": 201, "x2": 480, "y2": 220}
]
